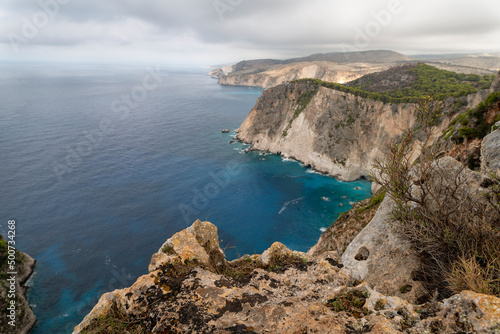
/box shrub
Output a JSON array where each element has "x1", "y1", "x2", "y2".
[
  {"x1": 325, "y1": 290, "x2": 370, "y2": 316},
  {"x1": 81, "y1": 302, "x2": 146, "y2": 333},
  {"x1": 373, "y1": 97, "x2": 500, "y2": 299}
]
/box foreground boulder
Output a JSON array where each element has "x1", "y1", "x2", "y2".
[
  {"x1": 482, "y1": 125, "x2": 500, "y2": 174},
  {"x1": 341, "y1": 196, "x2": 426, "y2": 304},
  {"x1": 74, "y1": 220, "x2": 500, "y2": 333}
]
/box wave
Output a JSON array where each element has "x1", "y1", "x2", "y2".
[{"x1": 319, "y1": 227, "x2": 327, "y2": 232}]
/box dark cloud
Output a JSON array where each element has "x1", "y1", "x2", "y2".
[{"x1": 1, "y1": 0, "x2": 499, "y2": 64}]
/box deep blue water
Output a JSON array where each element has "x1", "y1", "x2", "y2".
[{"x1": 0, "y1": 63, "x2": 371, "y2": 333}]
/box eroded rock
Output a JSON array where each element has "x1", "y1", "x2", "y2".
[
  {"x1": 74, "y1": 220, "x2": 500, "y2": 334},
  {"x1": 482, "y1": 128, "x2": 500, "y2": 175},
  {"x1": 341, "y1": 196, "x2": 426, "y2": 304},
  {"x1": 149, "y1": 219, "x2": 224, "y2": 272}
]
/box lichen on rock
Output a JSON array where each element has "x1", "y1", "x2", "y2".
[{"x1": 74, "y1": 219, "x2": 500, "y2": 334}]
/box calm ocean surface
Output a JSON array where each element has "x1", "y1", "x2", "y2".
[{"x1": 0, "y1": 64, "x2": 371, "y2": 333}]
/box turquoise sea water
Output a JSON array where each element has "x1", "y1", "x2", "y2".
[{"x1": 0, "y1": 64, "x2": 371, "y2": 333}]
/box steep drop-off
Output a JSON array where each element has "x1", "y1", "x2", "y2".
[{"x1": 236, "y1": 79, "x2": 492, "y2": 183}]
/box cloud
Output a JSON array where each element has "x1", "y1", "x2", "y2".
[{"x1": 1, "y1": 0, "x2": 500, "y2": 64}]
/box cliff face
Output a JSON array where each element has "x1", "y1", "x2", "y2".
[
  {"x1": 237, "y1": 82, "x2": 414, "y2": 181},
  {"x1": 0, "y1": 235, "x2": 36, "y2": 334},
  {"x1": 237, "y1": 81, "x2": 491, "y2": 182}
]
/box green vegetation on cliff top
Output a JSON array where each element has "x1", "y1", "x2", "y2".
[{"x1": 293, "y1": 63, "x2": 495, "y2": 104}]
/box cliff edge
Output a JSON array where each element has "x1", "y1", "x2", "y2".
[
  {"x1": 236, "y1": 70, "x2": 498, "y2": 183},
  {"x1": 74, "y1": 220, "x2": 500, "y2": 333}
]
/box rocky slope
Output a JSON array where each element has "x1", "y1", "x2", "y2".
[
  {"x1": 0, "y1": 235, "x2": 36, "y2": 334},
  {"x1": 74, "y1": 220, "x2": 500, "y2": 334}
]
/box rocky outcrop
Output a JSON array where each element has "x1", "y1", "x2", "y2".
[
  {"x1": 149, "y1": 219, "x2": 225, "y2": 272},
  {"x1": 237, "y1": 82, "x2": 417, "y2": 182},
  {"x1": 74, "y1": 220, "x2": 500, "y2": 333},
  {"x1": 479, "y1": 72, "x2": 500, "y2": 174},
  {"x1": 482, "y1": 126, "x2": 500, "y2": 174},
  {"x1": 340, "y1": 156, "x2": 487, "y2": 303},
  {"x1": 308, "y1": 194, "x2": 382, "y2": 257},
  {"x1": 341, "y1": 196, "x2": 426, "y2": 304},
  {"x1": 209, "y1": 65, "x2": 234, "y2": 80},
  {"x1": 236, "y1": 78, "x2": 494, "y2": 183},
  {"x1": 0, "y1": 235, "x2": 36, "y2": 334}
]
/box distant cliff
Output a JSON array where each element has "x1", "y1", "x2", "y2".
[
  {"x1": 210, "y1": 51, "x2": 499, "y2": 89},
  {"x1": 210, "y1": 50, "x2": 411, "y2": 89},
  {"x1": 212, "y1": 61, "x2": 392, "y2": 89}
]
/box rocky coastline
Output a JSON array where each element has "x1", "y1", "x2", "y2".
[
  {"x1": 235, "y1": 74, "x2": 497, "y2": 187},
  {"x1": 73, "y1": 72, "x2": 500, "y2": 333},
  {"x1": 0, "y1": 235, "x2": 36, "y2": 334}
]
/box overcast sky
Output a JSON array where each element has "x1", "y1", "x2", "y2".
[{"x1": 1, "y1": 0, "x2": 500, "y2": 65}]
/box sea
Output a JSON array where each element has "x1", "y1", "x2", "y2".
[{"x1": 0, "y1": 63, "x2": 371, "y2": 333}]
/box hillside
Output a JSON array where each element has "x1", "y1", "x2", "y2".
[
  {"x1": 230, "y1": 50, "x2": 411, "y2": 74},
  {"x1": 345, "y1": 63, "x2": 495, "y2": 100},
  {"x1": 209, "y1": 50, "x2": 412, "y2": 89},
  {"x1": 210, "y1": 51, "x2": 500, "y2": 89}
]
